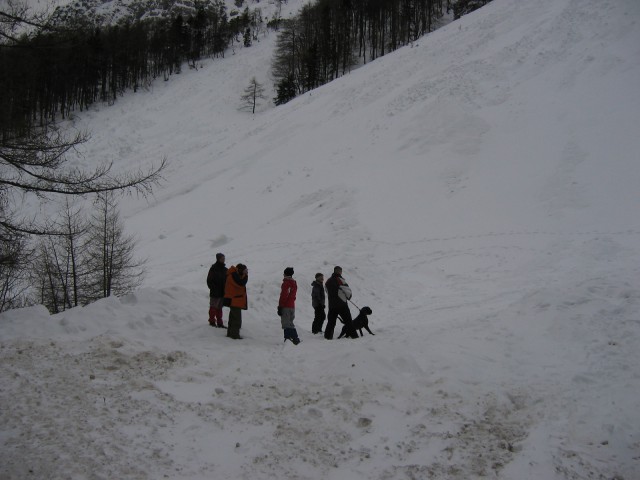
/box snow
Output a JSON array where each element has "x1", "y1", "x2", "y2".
[{"x1": 2, "y1": 0, "x2": 640, "y2": 478}]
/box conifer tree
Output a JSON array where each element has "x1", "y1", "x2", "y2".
[{"x1": 274, "y1": 75, "x2": 297, "y2": 106}]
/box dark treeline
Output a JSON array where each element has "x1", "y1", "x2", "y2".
[
  {"x1": 0, "y1": 0, "x2": 492, "y2": 136},
  {"x1": 453, "y1": 0, "x2": 491, "y2": 19},
  {"x1": 273, "y1": 0, "x2": 452, "y2": 105},
  {"x1": 0, "y1": 1, "x2": 256, "y2": 138}
]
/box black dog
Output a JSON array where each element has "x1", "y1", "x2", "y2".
[{"x1": 338, "y1": 306, "x2": 374, "y2": 338}]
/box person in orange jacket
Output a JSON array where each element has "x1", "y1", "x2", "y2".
[
  {"x1": 224, "y1": 263, "x2": 248, "y2": 340},
  {"x1": 278, "y1": 267, "x2": 300, "y2": 345}
]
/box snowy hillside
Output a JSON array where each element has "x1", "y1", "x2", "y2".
[{"x1": 2, "y1": 0, "x2": 640, "y2": 479}]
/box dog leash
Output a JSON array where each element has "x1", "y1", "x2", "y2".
[{"x1": 348, "y1": 298, "x2": 361, "y2": 311}]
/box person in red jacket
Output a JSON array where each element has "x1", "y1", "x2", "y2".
[{"x1": 278, "y1": 267, "x2": 300, "y2": 345}]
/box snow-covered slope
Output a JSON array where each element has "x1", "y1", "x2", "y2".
[{"x1": 1, "y1": 0, "x2": 639, "y2": 479}]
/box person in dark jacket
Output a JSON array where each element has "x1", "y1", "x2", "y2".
[
  {"x1": 206, "y1": 253, "x2": 227, "y2": 328},
  {"x1": 278, "y1": 267, "x2": 300, "y2": 345},
  {"x1": 311, "y1": 273, "x2": 326, "y2": 334},
  {"x1": 324, "y1": 266, "x2": 356, "y2": 339},
  {"x1": 224, "y1": 263, "x2": 248, "y2": 340}
]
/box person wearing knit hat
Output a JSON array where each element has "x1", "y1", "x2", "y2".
[
  {"x1": 278, "y1": 267, "x2": 300, "y2": 345},
  {"x1": 206, "y1": 253, "x2": 227, "y2": 328}
]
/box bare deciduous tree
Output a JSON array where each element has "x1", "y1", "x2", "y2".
[
  {"x1": 31, "y1": 199, "x2": 89, "y2": 313},
  {"x1": 0, "y1": 224, "x2": 30, "y2": 311},
  {"x1": 240, "y1": 77, "x2": 267, "y2": 114},
  {"x1": 84, "y1": 192, "x2": 145, "y2": 301},
  {"x1": 0, "y1": 127, "x2": 164, "y2": 311},
  {"x1": 29, "y1": 194, "x2": 145, "y2": 313}
]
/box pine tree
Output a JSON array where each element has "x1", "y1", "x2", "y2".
[{"x1": 274, "y1": 75, "x2": 297, "y2": 106}]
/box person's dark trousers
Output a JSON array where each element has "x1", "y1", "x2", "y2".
[
  {"x1": 326, "y1": 303, "x2": 353, "y2": 339},
  {"x1": 284, "y1": 328, "x2": 300, "y2": 344},
  {"x1": 227, "y1": 307, "x2": 243, "y2": 339},
  {"x1": 312, "y1": 307, "x2": 326, "y2": 334},
  {"x1": 325, "y1": 308, "x2": 338, "y2": 339}
]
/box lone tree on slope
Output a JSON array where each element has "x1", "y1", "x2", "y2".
[{"x1": 240, "y1": 77, "x2": 267, "y2": 114}]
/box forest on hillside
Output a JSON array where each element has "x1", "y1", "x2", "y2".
[
  {"x1": 0, "y1": 0, "x2": 489, "y2": 138},
  {"x1": 0, "y1": 0, "x2": 249, "y2": 137},
  {"x1": 271, "y1": 0, "x2": 481, "y2": 105}
]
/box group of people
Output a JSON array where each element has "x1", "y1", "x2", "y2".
[
  {"x1": 207, "y1": 253, "x2": 357, "y2": 344},
  {"x1": 206, "y1": 253, "x2": 248, "y2": 340},
  {"x1": 311, "y1": 266, "x2": 358, "y2": 340}
]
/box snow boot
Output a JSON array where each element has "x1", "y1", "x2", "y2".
[{"x1": 284, "y1": 328, "x2": 301, "y2": 345}]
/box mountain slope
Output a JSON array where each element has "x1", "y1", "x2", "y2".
[{"x1": 71, "y1": 0, "x2": 640, "y2": 287}]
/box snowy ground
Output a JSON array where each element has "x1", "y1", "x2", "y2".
[{"x1": 2, "y1": 0, "x2": 640, "y2": 479}]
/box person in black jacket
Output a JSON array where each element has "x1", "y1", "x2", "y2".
[
  {"x1": 324, "y1": 266, "x2": 356, "y2": 339},
  {"x1": 206, "y1": 253, "x2": 227, "y2": 328},
  {"x1": 311, "y1": 273, "x2": 326, "y2": 334}
]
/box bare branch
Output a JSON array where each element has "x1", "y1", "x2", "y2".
[{"x1": 1, "y1": 129, "x2": 167, "y2": 197}]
